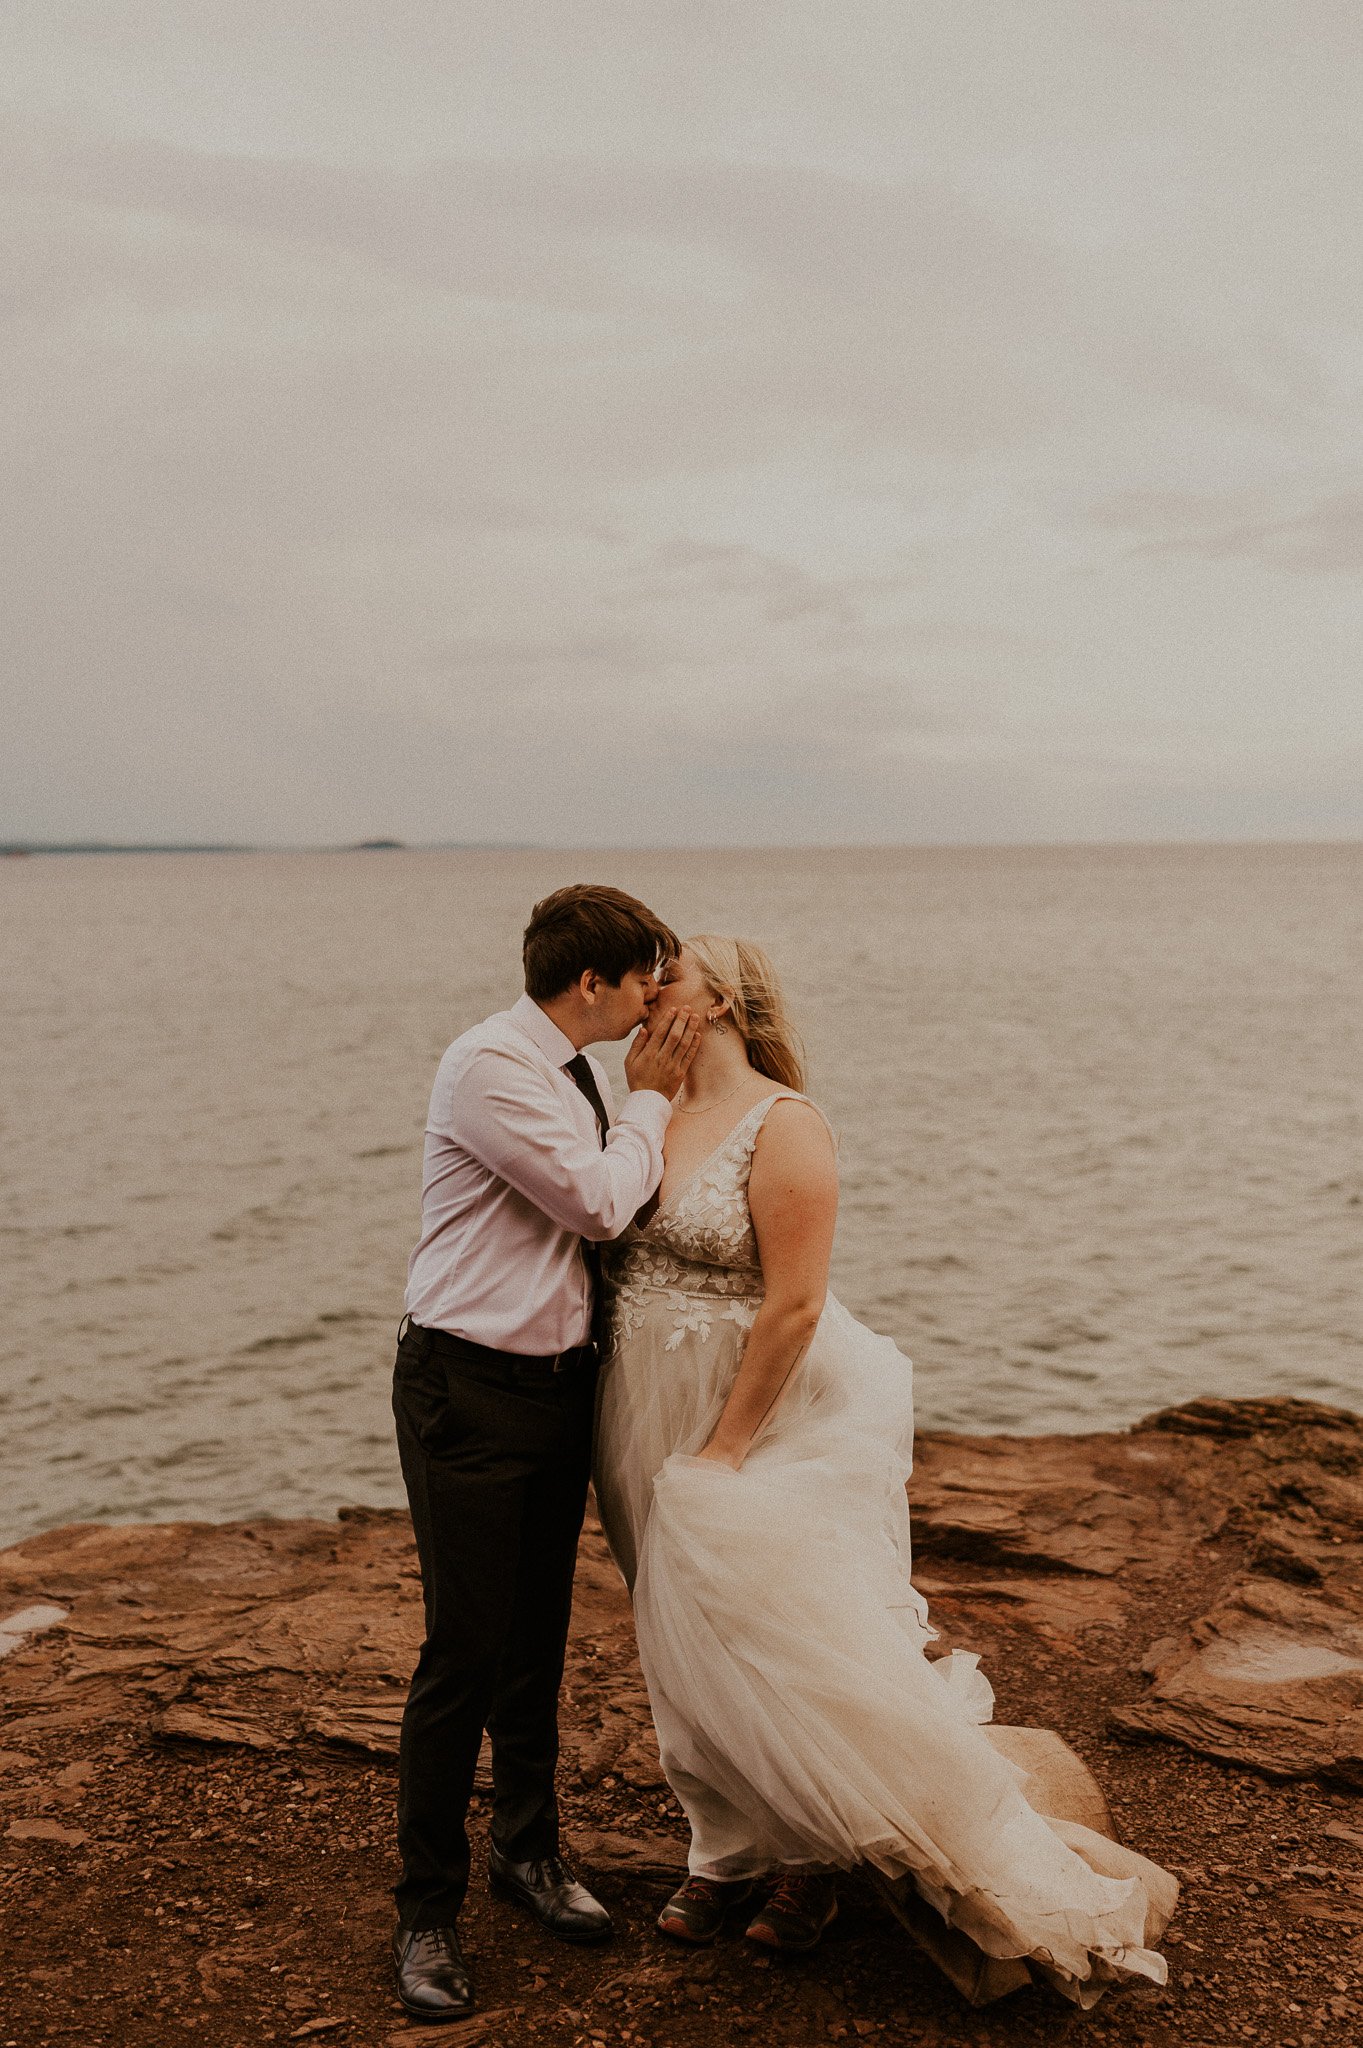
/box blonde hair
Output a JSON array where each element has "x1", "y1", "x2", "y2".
[{"x1": 684, "y1": 934, "x2": 807, "y2": 1093}]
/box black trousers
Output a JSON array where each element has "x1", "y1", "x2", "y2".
[{"x1": 392, "y1": 1318, "x2": 597, "y2": 1930}]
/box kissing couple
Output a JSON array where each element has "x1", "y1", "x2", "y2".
[{"x1": 389, "y1": 884, "x2": 1176, "y2": 2022}]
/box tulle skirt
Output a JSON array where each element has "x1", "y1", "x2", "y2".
[{"x1": 593, "y1": 1283, "x2": 1177, "y2": 2003}]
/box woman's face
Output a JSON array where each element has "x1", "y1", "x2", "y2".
[{"x1": 657, "y1": 945, "x2": 717, "y2": 1021}]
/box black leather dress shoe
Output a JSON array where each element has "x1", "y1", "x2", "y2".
[
  {"x1": 487, "y1": 1844, "x2": 613, "y2": 1943},
  {"x1": 392, "y1": 1924, "x2": 475, "y2": 2021}
]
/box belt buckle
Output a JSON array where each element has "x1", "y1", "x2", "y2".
[{"x1": 551, "y1": 1349, "x2": 567, "y2": 1374}]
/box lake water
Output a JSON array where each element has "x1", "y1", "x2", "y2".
[{"x1": 2, "y1": 844, "x2": 1360, "y2": 1548}]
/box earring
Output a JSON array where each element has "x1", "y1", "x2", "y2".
[{"x1": 708, "y1": 1011, "x2": 729, "y2": 1034}]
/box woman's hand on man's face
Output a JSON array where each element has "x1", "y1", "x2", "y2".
[{"x1": 625, "y1": 1006, "x2": 700, "y2": 1100}]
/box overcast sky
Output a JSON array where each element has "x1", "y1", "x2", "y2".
[{"x1": 4, "y1": 3, "x2": 1362, "y2": 846}]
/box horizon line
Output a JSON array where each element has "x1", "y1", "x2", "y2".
[{"x1": 4, "y1": 834, "x2": 1363, "y2": 858}]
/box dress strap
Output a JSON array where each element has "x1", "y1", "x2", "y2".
[{"x1": 746, "y1": 1089, "x2": 839, "y2": 1156}]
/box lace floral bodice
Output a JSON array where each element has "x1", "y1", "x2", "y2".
[{"x1": 603, "y1": 1092, "x2": 800, "y2": 1355}]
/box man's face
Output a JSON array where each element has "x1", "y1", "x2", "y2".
[{"x1": 586, "y1": 965, "x2": 660, "y2": 1041}]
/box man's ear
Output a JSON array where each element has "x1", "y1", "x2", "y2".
[{"x1": 578, "y1": 969, "x2": 603, "y2": 1005}]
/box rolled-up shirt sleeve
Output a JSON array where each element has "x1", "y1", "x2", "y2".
[{"x1": 447, "y1": 1048, "x2": 669, "y2": 1240}]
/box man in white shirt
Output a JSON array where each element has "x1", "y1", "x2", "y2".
[{"x1": 391, "y1": 884, "x2": 699, "y2": 2023}]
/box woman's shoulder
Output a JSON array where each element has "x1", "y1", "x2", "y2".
[{"x1": 750, "y1": 1089, "x2": 839, "y2": 1157}]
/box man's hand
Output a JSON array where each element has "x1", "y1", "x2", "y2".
[{"x1": 625, "y1": 1007, "x2": 700, "y2": 1101}]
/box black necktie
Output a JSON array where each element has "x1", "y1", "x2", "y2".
[
  {"x1": 563, "y1": 1055, "x2": 610, "y2": 1147},
  {"x1": 563, "y1": 1055, "x2": 609, "y2": 1351}
]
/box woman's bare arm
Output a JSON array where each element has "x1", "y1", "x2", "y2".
[{"x1": 697, "y1": 1100, "x2": 838, "y2": 1468}]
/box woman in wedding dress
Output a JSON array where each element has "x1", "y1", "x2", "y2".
[{"x1": 592, "y1": 935, "x2": 1177, "y2": 2004}]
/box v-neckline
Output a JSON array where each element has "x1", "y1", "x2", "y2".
[{"x1": 650, "y1": 1091, "x2": 785, "y2": 1224}]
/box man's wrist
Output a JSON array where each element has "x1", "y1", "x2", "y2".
[{"x1": 624, "y1": 1086, "x2": 672, "y2": 1117}]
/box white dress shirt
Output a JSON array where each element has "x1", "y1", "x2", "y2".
[{"x1": 404, "y1": 992, "x2": 671, "y2": 1353}]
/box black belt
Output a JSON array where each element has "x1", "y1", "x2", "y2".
[{"x1": 399, "y1": 1315, "x2": 597, "y2": 1375}]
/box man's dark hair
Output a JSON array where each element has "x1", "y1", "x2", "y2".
[{"x1": 523, "y1": 884, "x2": 679, "y2": 1002}]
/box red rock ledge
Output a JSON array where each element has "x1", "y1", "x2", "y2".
[{"x1": 2, "y1": 1398, "x2": 1361, "y2": 2047}]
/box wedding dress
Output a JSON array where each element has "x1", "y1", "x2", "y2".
[{"x1": 593, "y1": 1091, "x2": 1176, "y2": 2005}]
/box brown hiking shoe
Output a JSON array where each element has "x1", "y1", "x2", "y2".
[
  {"x1": 657, "y1": 1874, "x2": 756, "y2": 1945},
  {"x1": 744, "y1": 1872, "x2": 839, "y2": 1952}
]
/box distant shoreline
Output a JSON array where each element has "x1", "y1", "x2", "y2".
[
  {"x1": 0, "y1": 840, "x2": 530, "y2": 856},
  {"x1": 4, "y1": 836, "x2": 1362, "y2": 858},
  {"x1": 3, "y1": 842, "x2": 255, "y2": 856}
]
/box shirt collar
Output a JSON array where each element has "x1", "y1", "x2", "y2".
[{"x1": 510, "y1": 991, "x2": 579, "y2": 1068}]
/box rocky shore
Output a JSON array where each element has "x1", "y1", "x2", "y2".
[{"x1": 3, "y1": 1397, "x2": 1362, "y2": 2046}]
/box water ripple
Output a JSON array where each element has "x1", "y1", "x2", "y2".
[{"x1": 2, "y1": 843, "x2": 1360, "y2": 1546}]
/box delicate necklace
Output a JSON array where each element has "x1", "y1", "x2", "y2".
[{"x1": 673, "y1": 1079, "x2": 749, "y2": 1116}]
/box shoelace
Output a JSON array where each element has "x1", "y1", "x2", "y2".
[
  {"x1": 766, "y1": 1873, "x2": 830, "y2": 1912},
  {"x1": 410, "y1": 1927, "x2": 460, "y2": 1960},
  {"x1": 678, "y1": 1876, "x2": 729, "y2": 1906}
]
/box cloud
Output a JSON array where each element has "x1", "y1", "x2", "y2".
[
  {"x1": 1086, "y1": 486, "x2": 1363, "y2": 575},
  {"x1": 1, "y1": 6, "x2": 1362, "y2": 844},
  {"x1": 3, "y1": 121, "x2": 1084, "y2": 469}
]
